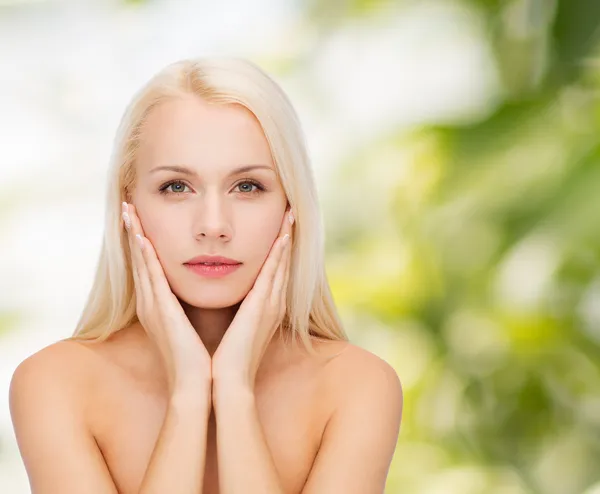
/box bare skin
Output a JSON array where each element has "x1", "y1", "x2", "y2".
[
  {"x1": 66, "y1": 323, "x2": 348, "y2": 494},
  {"x1": 10, "y1": 92, "x2": 402, "y2": 494},
  {"x1": 10, "y1": 308, "x2": 401, "y2": 494}
]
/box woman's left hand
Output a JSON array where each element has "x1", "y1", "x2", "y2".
[{"x1": 212, "y1": 206, "x2": 295, "y2": 392}]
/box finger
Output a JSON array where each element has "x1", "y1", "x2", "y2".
[
  {"x1": 271, "y1": 235, "x2": 291, "y2": 307},
  {"x1": 126, "y1": 204, "x2": 180, "y2": 310},
  {"x1": 256, "y1": 233, "x2": 289, "y2": 294},
  {"x1": 270, "y1": 209, "x2": 292, "y2": 304},
  {"x1": 123, "y1": 214, "x2": 143, "y2": 306},
  {"x1": 137, "y1": 229, "x2": 177, "y2": 304},
  {"x1": 123, "y1": 203, "x2": 152, "y2": 304},
  {"x1": 277, "y1": 257, "x2": 291, "y2": 328},
  {"x1": 254, "y1": 207, "x2": 294, "y2": 293},
  {"x1": 122, "y1": 205, "x2": 144, "y2": 304},
  {"x1": 276, "y1": 206, "x2": 294, "y2": 287},
  {"x1": 276, "y1": 207, "x2": 294, "y2": 242},
  {"x1": 279, "y1": 208, "x2": 294, "y2": 318},
  {"x1": 281, "y1": 241, "x2": 292, "y2": 313}
]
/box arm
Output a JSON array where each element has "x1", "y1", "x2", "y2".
[
  {"x1": 301, "y1": 350, "x2": 403, "y2": 494},
  {"x1": 9, "y1": 343, "x2": 212, "y2": 494},
  {"x1": 212, "y1": 382, "x2": 285, "y2": 494},
  {"x1": 138, "y1": 388, "x2": 211, "y2": 494},
  {"x1": 9, "y1": 346, "x2": 119, "y2": 494},
  {"x1": 119, "y1": 202, "x2": 213, "y2": 492},
  {"x1": 212, "y1": 348, "x2": 403, "y2": 494}
]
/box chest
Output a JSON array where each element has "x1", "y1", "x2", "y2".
[{"x1": 91, "y1": 366, "x2": 326, "y2": 494}]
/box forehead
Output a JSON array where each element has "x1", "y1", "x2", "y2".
[{"x1": 136, "y1": 95, "x2": 274, "y2": 174}]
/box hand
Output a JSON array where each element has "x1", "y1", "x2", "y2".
[
  {"x1": 122, "y1": 202, "x2": 212, "y2": 398},
  {"x1": 211, "y1": 206, "x2": 295, "y2": 392}
]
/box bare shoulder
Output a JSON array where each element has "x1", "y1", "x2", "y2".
[
  {"x1": 9, "y1": 337, "x2": 112, "y2": 427},
  {"x1": 313, "y1": 339, "x2": 403, "y2": 414},
  {"x1": 298, "y1": 338, "x2": 403, "y2": 493},
  {"x1": 9, "y1": 331, "x2": 137, "y2": 421},
  {"x1": 327, "y1": 339, "x2": 401, "y2": 381},
  {"x1": 9, "y1": 339, "x2": 120, "y2": 493},
  {"x1": 10, "y1": 338, "x2": 100, "y2": 399}
]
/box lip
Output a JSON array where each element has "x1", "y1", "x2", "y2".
[
  {"x1": 184, "y1": 255, "x2": 242, "y2": 265},
  {"x1": 184, "y1": 263, "x2": 242, "y2": 278}
]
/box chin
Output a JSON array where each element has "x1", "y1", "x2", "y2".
[{"x1": 175, "y1": 284, "x2": 249, "y2": 310}]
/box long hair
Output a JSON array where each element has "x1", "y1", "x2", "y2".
[{"x1": 68, "y1": 56, "x2": 348, "y2": 355}]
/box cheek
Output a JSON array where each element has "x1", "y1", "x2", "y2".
[
  {"x1": 136, "y1": 209, "x2": 180, "y2": 263},
  {"x1": 240, "y1": 212, "x2": 283, "y2": 260}
]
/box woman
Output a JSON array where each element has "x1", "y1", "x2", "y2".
[{"x1": 9, "y1": 56, "x2": 403, "y2": 494}]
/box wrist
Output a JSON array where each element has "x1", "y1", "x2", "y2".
[
  {"x1": 212, "y1": 378, "x2": 254, "y2": 409},
  {"x1": 169, "y1": 371, "x2": 212, "y2": 394},
  {"x1": 169, "y1": 382, "x2": 212, "y2": 409}
]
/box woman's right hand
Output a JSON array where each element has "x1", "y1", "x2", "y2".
[{"x1": 122, "y1": 202, "x2": 212, "y2": 399}]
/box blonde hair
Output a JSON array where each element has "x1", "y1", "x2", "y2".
[{"x1": 68, "y1": 56, "x2": 348, "y2": 356}]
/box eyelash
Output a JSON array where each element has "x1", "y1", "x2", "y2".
[{"x1": 158, "y1": 179, "x2": 267, "y2": 196}]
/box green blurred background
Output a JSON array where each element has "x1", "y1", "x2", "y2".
[{"x1": 2, "y1": 0, "x2": 600, "y2": 492}]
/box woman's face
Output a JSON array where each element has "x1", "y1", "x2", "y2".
[{"x1": 130, "y1": 94, "x2": 288, "y2": 309}]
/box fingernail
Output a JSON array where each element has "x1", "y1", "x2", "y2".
[
  {"x1": 288, "y1": 211, "x2": 294, "y2": 225},
  {"x1": 122, "y1": 202, "x2": 128, "y2": 214},
  {"x1": 122, "y1": 212, "x2": 131, "y2": 230},
  {"x1": 136, "y1": 234, "x2": 145, "y2": 250},
  {"x1": 282, "y1": 234, "x2": 290, "y2": 245}
]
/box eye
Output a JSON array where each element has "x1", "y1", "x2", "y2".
[
  {"x1": 159, "y1": 180, "x2": 191, "y2": 195},
  {"x1": 234, "y1": 179, "x2": 266, "y2": 195}
]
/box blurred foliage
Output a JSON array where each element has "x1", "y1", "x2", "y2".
[
  {"x1": 3, "y1": 0, "x2": 600, "y2": 492},
  {"x1": 318, "y1": 0, "x2": 600, "y2": 493},
  {"x1": 0, "y1": 311, "x2": 20, "y2": 339}
]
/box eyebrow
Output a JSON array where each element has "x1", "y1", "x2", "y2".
[{"x1": 149, "y1": 164, "x2": 275, "y2": 178}]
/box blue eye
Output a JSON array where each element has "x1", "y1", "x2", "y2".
[
  {"x1": 158, "y1": 178, "x2": 267, "y2": 196},
  {"x1": 159, "y1": 180, "x2": 191, "y2": 195},
  {"x1": 237, "y1": 180, "x2": 265, "y2": 194},
  {"x1": 235, "y1": 180, "x2": 266, "y2": 195}
]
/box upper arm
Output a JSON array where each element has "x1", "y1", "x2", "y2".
[
  {"x1": 302, "y1": 347, "x2": 403, "y2": 494},
  {"x1": 9, "y1": 343, "x2": 118, "y2": 494}
]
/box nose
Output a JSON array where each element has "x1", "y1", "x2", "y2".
[{"x1": 193, "y1": 192, "x2": 233, "y2": 242}]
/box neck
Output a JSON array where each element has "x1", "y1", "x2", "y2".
[{"x1": 179, "y1": 300, "x2": 242, "y2": 356}]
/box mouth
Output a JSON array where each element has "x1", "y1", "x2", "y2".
[
  {"x1": 184, "y1": 255, "x2": 242, "y2": 265},
  {"x1": 184, "y1": 262, "x2": 242, "y2": 278}
]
